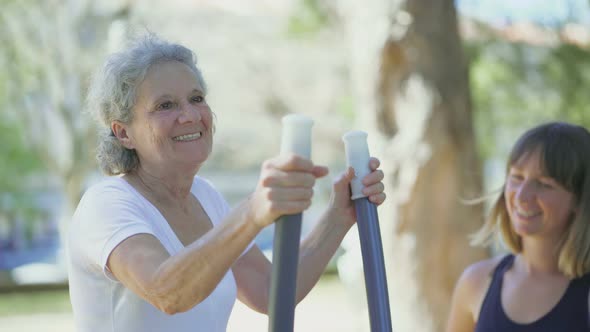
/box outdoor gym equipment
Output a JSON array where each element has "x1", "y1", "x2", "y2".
[
  {"x1": 268, "y1": 114, "x2": 313, "y2": 332},
  {"x1": 268, "y1": 115, "x2": 393, "y2": 332},
  {"x1": 343, "y1": 131, "x2": 393, "y2": 332}
]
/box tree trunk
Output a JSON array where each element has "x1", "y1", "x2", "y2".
[{"x1": 338, "y1": 0, "x2": 489, "y2": 330}]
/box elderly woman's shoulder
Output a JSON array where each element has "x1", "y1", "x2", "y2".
[
  {"x1": 78, "y1": 176, "x2": 137, "y2": 204},
  {"x1": 85, "y1": 176, "x2": 131, "y2": 192}
]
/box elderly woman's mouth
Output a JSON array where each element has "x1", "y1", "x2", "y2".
[{"x1": 173, "y1": 132, "x2": 202, "y2": 141}]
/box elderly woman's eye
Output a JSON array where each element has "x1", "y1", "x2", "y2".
[
  {"x1": 191, "y1": 96, "x2": 204, "y2": 103},
  {"x1": 159, "y1": 101, "x2": 174, "y2": 110}
]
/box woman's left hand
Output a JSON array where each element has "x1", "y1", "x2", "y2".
[{"x1": 327, "y1": 157, "x2": 386, "y2": 228}]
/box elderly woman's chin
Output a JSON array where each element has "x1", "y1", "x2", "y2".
[{"x1": 177, "y1": 142, "x2": 212, "y2": 168}]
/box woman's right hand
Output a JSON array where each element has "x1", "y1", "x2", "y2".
[{"x1": 247, "y1": 154, "x2": 328, "y2": 228}]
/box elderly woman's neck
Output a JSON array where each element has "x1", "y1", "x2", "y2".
[{"x1": 126, "y1": 167, "x2": 195, "y2": 204}]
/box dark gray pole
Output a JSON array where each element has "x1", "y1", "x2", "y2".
[
  {"x1": 268, "y1": 214, "x2": 301, "y2": 332},
  {"x1": 268, "y1": 114, "x2": 313, "y2": 332},
  {"x1": 354, "y1": 197, "x2": 392, "y2": 332},
  {"x1": 343, "y1": 131, "x2": 393, "y2": 332}
]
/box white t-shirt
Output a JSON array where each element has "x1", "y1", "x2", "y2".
[{"x1": 67, "y1": 176, "x2": 242, "y2": 332}]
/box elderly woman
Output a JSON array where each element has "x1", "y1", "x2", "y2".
[{"x1": 67, "y1": 34, "x2": 386, "y2": 332}]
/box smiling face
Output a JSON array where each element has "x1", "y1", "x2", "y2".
[
  {"x1": 504, "y1": 149, "x2": 576, "y2": 241},
  {"x1": 116, "y1": 60, "x2": 213, "y2": 174}
]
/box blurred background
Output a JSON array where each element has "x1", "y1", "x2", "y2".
[{"x1": 1, "y1": 0, "x2": 590, "y2": 331}]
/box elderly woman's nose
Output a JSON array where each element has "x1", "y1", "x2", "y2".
[{"x1": 179, "y1": 103, "x2": 201, "y2": 122}]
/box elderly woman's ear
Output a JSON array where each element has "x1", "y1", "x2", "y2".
[{"x1": 111, "y1": 121, "x2": 135, "y2": 150}]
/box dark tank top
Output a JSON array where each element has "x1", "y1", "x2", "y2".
[{"x1": 475, "y1": 255, "x2": 590, "y2": 332}]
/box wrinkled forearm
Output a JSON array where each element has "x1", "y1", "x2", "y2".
[{"x1": 146, "y1": 199, "x2": 262, "y2": 314}]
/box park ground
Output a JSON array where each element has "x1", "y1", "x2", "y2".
[{"x1": 0, "y1": 274, "x2": 368, "y2": 332}]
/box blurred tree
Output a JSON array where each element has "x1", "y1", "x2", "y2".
[
  {"x1": 0, "y1": 116, "x2": 44, "y2": 213},
  {"x1": 0, "y1": 94, "x2": 42, "y2": 188},
  {"x1": 0, "y1": 91, "x2": 43, "y2": 282},
  {"x1": 0, "y1": 1, "x2": 43, "y2": 198},
  {"x1": 0, "y1": 0, "x2": 132, "y2": 241},
  {"x1": 469, "y1": 41, "x2": 590, "y2": 160},
  {"x1": 0, "y1": 4, "x2": 44, "y2": 274},
  {"x1": 458, "y1": 1, "x2": 590, "y2": 160},
  {"x1": 336, "y1": 0, "x2": 488, "y2": 330}
]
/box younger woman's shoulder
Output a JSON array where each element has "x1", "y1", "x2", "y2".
[
  {"x1": 462, "y1": 255, "x2": 508, "y2": 282},
  {"x1": 451, "y1": 254, "x2": 510, "y2": 320},
  {"x1": 455, "y1": 254, "x2": 509, "y2": 298}
]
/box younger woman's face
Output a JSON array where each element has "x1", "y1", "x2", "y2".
[{"x1": 504, "y1": 149, "x2": 577, "y2": 241}]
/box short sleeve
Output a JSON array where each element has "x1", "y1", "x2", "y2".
[
  {"x1": 70, "y1": 179, "x2": 155, "y2": 281},
  {"x1": 192, "y1": 177, "x2": 254, "y2": 256}
]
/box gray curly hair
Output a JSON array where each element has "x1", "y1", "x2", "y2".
[{"x1": 86, "y1": 33, "x2": 207, "y2": 175}]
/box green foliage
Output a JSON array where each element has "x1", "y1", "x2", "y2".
[
  {"x1": 468, "y1": 40, "x2": 590, "y2": 160},
  {"x1": 0, "y1": 119, "x2": 43, "y2": 192},
  {"x1": 0, "y1": 1, "x2": 46, "y2": 217},
  {"x1": 540, "y1": 45, "x2": 590, "y2": 124},
  {"x1": 286, "y1": 0, "x2": 330, "y2": 38},
  {"x1": 0, "y1": 115, "x2": 45, "y2": 220},
  {"x1": 335, "y1": 94, "x2": 356, "y2": 124}
]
